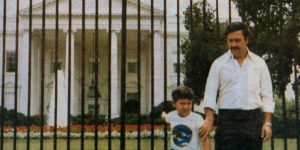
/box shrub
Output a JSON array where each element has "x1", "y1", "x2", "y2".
[
  {"x1": 111, "y1": 114, "x2": 144, "y2": 124},
  {"x1": 0, "y1": 106, "x2": 8, "y2": 114},
  {"x1": 0, "y1": 106, "x2": 46, "y2": 126},
  {"x1": 70, "y1": 114, "x2": 106, "y2": 125},
  {"x1": 273, "y1": 118, "x2": 299, "y2": 138},
  {"x1": 149, "y1": 101, "x2": 175, "y2": 119},
  {"x1": 125, "y1": 99, "x2": 139, "y2": 114},
  {"x1": 28, "y1": 115, "x2": 47, "y2": 126},
  {"x1": 110, "y1": 114, "x2": 165, "y2": 125}
]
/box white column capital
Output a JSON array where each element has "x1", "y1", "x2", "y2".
[
  {"x1": 21, "y1": 29, "x2": 29, "y2": 33},
  {"x1": 153, "y1": 30, "x2": 162, "y2": 35},
  {"x1": 154, "y1": 29, "x2": 160, "y2": 32},
  {"x1": 113, "y1": 29, "x2": 121, "y2": 33},
  {"x1": 107, "y1": 28, "x2": 120, "y2": 34}
]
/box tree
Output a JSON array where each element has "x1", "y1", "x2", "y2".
[
  {"x1": 292, "y1": 0, "x2": 300, "y2": 65},
  {"x1": 182, "y1": 1, "x2": 299, "y2": 103},
  {"x1": 232, "y1": 0, "x2": 299, "y2": 96},
  {"x1": 181, "y1": 2, "x2": 226, "y2": 103}
]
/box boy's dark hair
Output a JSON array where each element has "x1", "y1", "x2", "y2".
[
  {"x1": 224, "y1": 22, "x2": 251, "y2": 40},
  {"x1": 171, "y1": 85, "x2": 195, "y2": 102}
]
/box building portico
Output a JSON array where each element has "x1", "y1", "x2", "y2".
[{"x1": 15, "y1": 0, "x2": 165, "y2": 120}]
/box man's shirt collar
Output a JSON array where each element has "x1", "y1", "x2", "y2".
[{"x1": 226, "y1": 48, "x2": 254, "y2": 62}]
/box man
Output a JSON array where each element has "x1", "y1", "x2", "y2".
[{"x1": 199, "y1": 22, "x2": 275, "y2": 150}]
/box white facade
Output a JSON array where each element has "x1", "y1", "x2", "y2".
[
  {"x1": 0, "y1": 0, "x2": 247, "y2": 125},
  {"x1": 0, "y1": 0, "x2": 189, "y2": 121}
]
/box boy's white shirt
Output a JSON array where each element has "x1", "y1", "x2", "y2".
[{"x1": 166, "y1": 111, "x2": 204, "y2": 150}]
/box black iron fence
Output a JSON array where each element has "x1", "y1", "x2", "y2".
[{"x1": 0, "y1": 0, "x2": 299, "y2": 150}]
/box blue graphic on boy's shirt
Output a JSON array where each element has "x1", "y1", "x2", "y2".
[{"x1": 172, "y1": 124, "x2": 192, "y2": 147}]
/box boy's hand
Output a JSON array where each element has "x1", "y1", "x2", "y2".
[
  {"x1": 161, "y1": 111, "x2": 167, "y2": 120},
  {"x1": 200, "y1": 132, "x2": 212, "y2": 150}
]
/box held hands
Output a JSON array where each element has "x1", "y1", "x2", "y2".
[
  {"x1": 199, "y1": 119, "x2": 213, "y2": 139},
  {"x1": 200, "y1": 108, "x2": 214, "y2": 139},
  {"x1": 261, "y1": 122, "x2": 272, "y2": 141}
]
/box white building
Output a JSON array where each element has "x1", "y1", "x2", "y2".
[
  {"x1": 0, "y1": 0, "x2": 184, "y2": 119},
  {"x1": 0, "y1": 0, "x2": 242, "y2": 125}
]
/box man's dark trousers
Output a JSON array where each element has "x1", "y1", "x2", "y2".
[{"x1": 215, "y1": 109, "x2": 263, "y2": 150}]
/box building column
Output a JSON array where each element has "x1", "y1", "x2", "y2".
[
  {"x1": 153, "y1": 31, "x2": 164, "y2": 106},
  {"x1": 111, "y1": 30, "x2": 120, "y2": 118},
  {"x1": 19, "y1": 30, "x2": 29, "y2": 114},
  {"x1": 64, "y1": 29, "x2": 76, "y2": 115},
  {"x1": 33, "y1": 40, "x2": 41, "y2": 115}
]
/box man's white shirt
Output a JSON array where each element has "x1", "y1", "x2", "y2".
[{"x1": 201, "y1": 49, "x2": 275, "y2": 113}]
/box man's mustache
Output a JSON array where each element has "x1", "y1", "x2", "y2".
[{"x1": 230, "y1": 47, "x2": 240, "y2": 50}]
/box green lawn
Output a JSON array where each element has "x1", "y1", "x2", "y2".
[
  {"x1": 3, "y1": 138, "x2": 298, "y2": 150},
  {"x1": 3, "y1": 139, "x2": 167, "y2": 150}
]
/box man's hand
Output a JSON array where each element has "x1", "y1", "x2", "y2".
[
  {"x1": 261, "y1": 123, "x2": 272, "y2": 141},
  {"x1": 199, "y1": 108, "x2": 214, "y2": 138},
  {"x1": 199, "y1": 119, "x2": 213, "y2": 139},
  {"x1": 262, "y1": 113, "x2": 273, "y2": 141}
]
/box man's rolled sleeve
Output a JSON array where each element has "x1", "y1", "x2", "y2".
[
  {"x1": 260, "y1": 63, "x2": 275, "y2": 113},
  {"x1": 201, "y1": 61, "x2": 220, "y2": 112}
]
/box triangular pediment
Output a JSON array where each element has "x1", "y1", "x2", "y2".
[{"x1": 20, "y1": 0, "x2": 163, "y2": 17}]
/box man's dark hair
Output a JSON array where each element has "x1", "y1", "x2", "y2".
[
  {"x1": 224, "y1": 22, "x2": 251, "y2": 40},
  {"x1": 171, "y1": 85, "x2": 195, "y2": 102}
]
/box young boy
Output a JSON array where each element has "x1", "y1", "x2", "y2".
[{"x1": 161, "y1": 85, "x2": 211, "y2": 150}]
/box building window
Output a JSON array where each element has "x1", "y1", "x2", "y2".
[
  {"x1": 125, "y1": 92, "x2": 139, "y2": 114},
  {"x1": 6, "y1": 52, "x2": 16, "y2": 73},
  {"x1": 51, "y1": 61, "x2": 63, "y2": 73},
  {"x1": 173, "y1": 63, "x2": 179, "y2": 73},
  {"x1": 88, "y1": 60, "x2": 100, "y2": 73},
  {"x1": 126, "y1": 92, "x2": 138, "y2": 101},
  {"x1": 127, "y1": 62, "x2": 137, "y2": 73}
]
